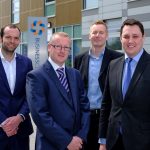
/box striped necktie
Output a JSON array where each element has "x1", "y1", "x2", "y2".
[
  {"x1": 56, "y1": 68, "x2": 69, "y2": 92},
  {"x1": 122, "y1": 58, "x2": 132, "y2": 98}
]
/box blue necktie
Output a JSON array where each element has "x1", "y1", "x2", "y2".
[
  {"x1": 56, "y1": 68, "x2": 69, "y2": 92},
  {"x1": 123, "y1": 58, "x2": 132, "y2": 98}
]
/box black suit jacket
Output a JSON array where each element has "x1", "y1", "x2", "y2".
[
  {"x1": 99, "y1": 50, "x2": 150, "y2": 150},
  {"x1": 74, "y1": 48, "x2": 123, "y2": 93}
]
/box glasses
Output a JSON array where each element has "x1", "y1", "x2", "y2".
[{"x1": 51, "y1": 44, "x2": 71, "y2": 52}]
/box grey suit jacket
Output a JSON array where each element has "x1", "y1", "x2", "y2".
[{"x1": 99, "y1": 50, "x2": 150, "y2": 150}]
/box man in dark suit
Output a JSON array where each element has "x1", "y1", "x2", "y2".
[
  {"x1": 99, "y1": 19, "x2": 150, "y2": 150},
  {"x1": 74, "y1": 20, "x2": 123, "y2": 150},
  {"x1": 26, "y1": 32, "x2": 90, "y2": 150},
  {"x1": 0, "y1": 24, "x2": 33, "y2": 150}
]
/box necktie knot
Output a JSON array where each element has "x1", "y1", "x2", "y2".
[
  {"x1": 126, "y1": 58, "x2": 132, "y2": 63},
  {"x1": 56, "y1": 67, "x2": 64, "y2": 79},
  {"x1": 56, "y1": 68, "x2": 69, "y2": 92}
]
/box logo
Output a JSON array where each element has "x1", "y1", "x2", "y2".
[{"x1": 30, "y1": 20, "x2": 45, "y2": 36}]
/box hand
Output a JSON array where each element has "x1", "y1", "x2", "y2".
[
  {"x1": 99, "y1": 144, "x2": 107, "y2": 150},
  {"x1": 1, "y1": 115, "x2": 22, "y2": 137},
  {"x1": 67, "y1": 136, "x2": 83, "y2": 150}
]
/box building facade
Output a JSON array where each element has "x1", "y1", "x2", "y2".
[
  {"x1": 82, "y1": 0, "x2": 150, "y2": 53},
  {"x1": 0, "y1": 0, "x2": 82, "y2": 66}
]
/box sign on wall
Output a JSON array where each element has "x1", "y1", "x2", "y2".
[{"x1": 28, "y1": 16, "x2": 48, "y2": 68}]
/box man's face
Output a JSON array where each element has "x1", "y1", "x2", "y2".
[
  {"x1": 48, "y1": 35, "x2": 70, "y2": 66},
  {"x1": 120, "y1": 25, "x2": 144, "y2": 57},
  {"x1": 89, "y1": 24, "x2": 108, "y2": 49},
  {"x1": 1, "y1": 27, "x2": 20, "y2": 53}
]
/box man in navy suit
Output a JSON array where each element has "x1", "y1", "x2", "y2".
[
  {"x1": 26, "y1": 32, "x2": 90, "y2": 150},
  {"x1": 0, "y1": 24, "x2": 33, "y2": 150},
  {"x1": 99, "y1": 19, "x2": 150, "y2": 150}
]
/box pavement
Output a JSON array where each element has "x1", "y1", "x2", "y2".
[{"x1": 30, "y1": 120, "x2": 36, "y2": 150}]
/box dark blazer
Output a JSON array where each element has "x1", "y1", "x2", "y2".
[
  {"x1": 0, "y1": 53, "x2": 33, "y2": 139},
  {"x1": 74, "y1": 48, "x2": 123, "y2": 93},
  {"x1": 26, "y1": 60, "x2": 90, "y2": 150},
  {"x1": 99, "y1": 50, "x2": 150, "y2": 150}
]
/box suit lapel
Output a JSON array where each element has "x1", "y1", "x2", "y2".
[
  {"x1": 66, "y1": 68, "x2": 78, "y2": 112},
  {"x1": 80, "y1": 52, "x2": 89, "y2": 88},
  {"x1": 13, "y1": 55, "x2": 21, "y2": 94},
  {"x1": 116, "y1": 57, "x2": 125, "y2": 101},
  {"x1": 44, "y1": 61, "x2": 72, "y2": 107},
  {"x1": 0, "y1": 58, "x2": 11, "y2": 92},
  {"x1": 125, "y1": 51, "x2": 148, "y2": 98},
  {"x1": 100, "y1": 48, "x2": 111, "y2": 76}
]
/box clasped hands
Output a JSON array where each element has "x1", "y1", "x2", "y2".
[{"x1": 0, "y1": 115, "x2": 23, "y2": 137}]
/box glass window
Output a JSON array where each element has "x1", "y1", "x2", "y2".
[
  {"x1": 11, "y1": 0, "x2": 20, "y2": 23},
  {"x1": 63, "y1": 26, "x2": 72, "y2": 38},
  {"x1": 83, "y1": 0, "x2": 98, "y2": 9},
  {"x1": 45, "y1": 0, "x2": 55, "y2": 17},
  {"x1": 54, "y1": 25, "x2": 82, "y2": 67},
  {"x1": 73, "y1": 25, "x2": 81, "y2": 38},
  {"x1": 19, "y1": 32, "x2": 28, "y2": 56},
  {"x1": 106, "y1": 37, "x2": 121, "y2": 51},
  {"x1": 106, "y1": 18, "x2": 122, "y2": 33},
  {"x1": 56, "y1": 27, "x2": 62, "y2": 32},
  {"x1": 127, "y1": 0, "x2": 137, "y2": 2},
  {"x1": 21, "y1": 44, "x2": 28, "y2": 57},
  {"x1": 105, "y1": 18, "x2": 122, "y2": 50},
  {"x1": 73, "y1": 39, "x2": 81, "y2": 57}
]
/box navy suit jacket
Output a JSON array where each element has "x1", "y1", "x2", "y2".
[
  {"x1": 99, "y1": 50, "x2": 150, "y2": 150},
  {"x1": 0, "y1": 53, "x2": 33, "y2": 139},
  {"x1": 26, "y1": 60, "x2": 90, "y2": 150}
]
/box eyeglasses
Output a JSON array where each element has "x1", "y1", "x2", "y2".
[{"x1": 50, "y1": 44, "x2": 71, "y2": 52}]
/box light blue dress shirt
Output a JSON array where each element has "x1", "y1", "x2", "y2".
[{"x1": 87, "y1": 49, "x2": 104, "y2": 109}]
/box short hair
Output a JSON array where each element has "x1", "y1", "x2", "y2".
[
  {"x1": 120, "y1": 19, "x2": 144, "y2": 36},
  {"x1": 0, "y1": 24, "x2": 21, "y2": 38},
  {"x1": 90, "y1": 20, "x2": 108, "y2": 31},
  {"x1": 49, "y1": 32, "x2": 71, "y2": 44}
]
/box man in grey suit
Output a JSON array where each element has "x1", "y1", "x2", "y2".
[
  {"x1": 99, "y1": 19, "x2": 150, "y2": 150},
  {"x1": 26, "y1": 32, "x2": 90, "y2": 150}
]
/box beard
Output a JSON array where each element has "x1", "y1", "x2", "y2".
[{"x1": 2, "y1": 44, "x2": 17, "y2": 54}]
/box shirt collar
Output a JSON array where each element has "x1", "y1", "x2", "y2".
[
  {"x1": 89, "y1": 48, "x2": 105, "y2": 59},
  {"x1": 0, "y1": 49, "x2": 17, "y2": 61},
  {"x1": 48, "y1": 57, "x2": 65, "y2": 71},
  {"x1": 125, "y1": 48, "x2": 144, "y2": 63}
]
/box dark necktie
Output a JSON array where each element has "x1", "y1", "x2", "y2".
[
  {"x1": 56, "y1": 68, "x2": 69, "y2": 92},
  {"x1": 122, "y1": 58, "x2": 132, "y2": 98}
]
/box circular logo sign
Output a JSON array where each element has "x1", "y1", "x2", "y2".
[{"x1": 30, "y1": 20, "x2": 45, "y2": 36}]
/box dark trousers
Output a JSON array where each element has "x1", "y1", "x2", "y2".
[
  {"x1": 111, "y1": 134, "x2": 125, "y2": 150},
  {"x1": 85, "y1": 109, "x2": 100, "y2": 150},
  {"x1": 0, "y1": 136, "x2": 29, "y2": 150}
]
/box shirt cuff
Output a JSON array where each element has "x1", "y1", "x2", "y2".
[
  {"x1": 98, "y1": 138, "x2": 106, "y2": 144},
  {"x1": 18, "y1": 114, "x2": 25, "y2": 122}
]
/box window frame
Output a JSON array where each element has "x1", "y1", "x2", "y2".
[
  {"x1": 11, "y1": 0, "x2": 20, "y2": 24},
  {"x1": 45, "y1": 0, "x2": 55, "y2": 17},
  {"x1": 83, "y1": 0, "x2": 98, "y2": 10},
  {"x1": 54, "y1": 24, "x2": 82, "y2": 67},
  {"x1": 105, "y1": 18, "x2": 122, "y2": 51}
]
